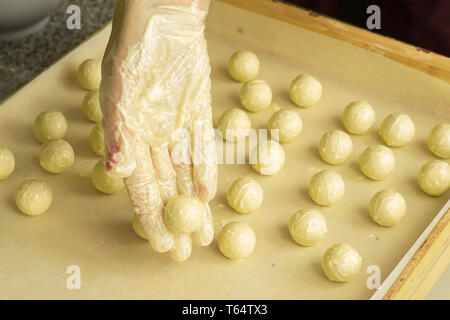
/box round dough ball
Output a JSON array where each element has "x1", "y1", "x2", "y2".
[
  {"x1": 379, "y1": 113, "x2": 415, "y2": 147},
  {"x1": 358, "y1": 145, "x2": 395, "y2": 181},
  {"x1": 39, "y1": 139, "x2": 75, "y2": 174},
  {"x1": 240, "y1": 80, "x2": 272, "y2": 113},
  {"x1": 164, "y1": 195, "x2": 204, "y2": 234},
  {"x1": 89, "y1": 124, "x2": 105, "y2": 157},
  {"x1": 228, "y1": 50, "x2": 260, "y2": 82},
  {"x1": 418, "y1": 160, "x2": 450, "y2": 196},
  {"x1": 268, "y1": 109, "x2": 303, "y2": 143},
  {"x1": 217, "y1": 108, "x2": 251, "y2": 142},
  {"x1": 227, "y1": 176, "x2": 264, "y2": 214},
  {"x1": 289, "y1": 74, "x2": 322, "y2": 108},
  {"x1": 218, "y1": 222, "x2": 256, "y2": 261},
  {"x1": 15, "y1": 179, "x2": 52, "y2": 216},
  {"x1": 81, "y1": 90, "x2": 103, "y2": 123},
  {"x1": 77, "y1": 58, "x2": 102, "y2": 90},
  {"x1": 309, "y1": 169, "x2": 345, "y2": 206},
  {"x1": 0, "y1": 146, "x2": 15, "y2": 180},
  {"x1": 321, "y1": 243, "x2": 362, "y2": 282},
  {"x1": 91, "y1": 159, "x2": 124, "y2": 194},
  {"x1": 342, "y1": 100, "x2": 376, "y2": 135},
  {"x1": 288, "y1": 208, "x2": 327, "y2": 246},
  {"x1": 132, "y1": 214, "x2": 148, "y2": 240},
  {"x1": 250, "y1": 139, "x2": 285, "y2": 176},
  {"x1": 318, "y1": 130, "x2": 353, "y2": 165},
  {"x1": 369, "y1": 189, "x2": 407, "y2": 227},
  {"x1": 427, "y1": 123, "x2": 450, "y2": 159},
  {"x1": 33, "y1": 111, "x2": 68, "y2": 144}
]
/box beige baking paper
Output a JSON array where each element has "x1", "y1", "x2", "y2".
[{"x1": 0, "y1": 0, "x2": 449, "y2": 299}]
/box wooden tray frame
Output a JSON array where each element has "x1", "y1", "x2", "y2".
[{"x1": 219, "y1": 0, "x2": 450, "y2": 300}]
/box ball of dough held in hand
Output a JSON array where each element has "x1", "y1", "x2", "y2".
[
  {"x1": 81, "y1": 90, "x2": 103, "y2": 123},
  {"x1": 89, "y1": 124, "x2": 105, "y2": 157},
  {"x1": 318, "y1": 130, "x2": 353, "y2": 165},
  {"x1": 379, "y1": 113, "x2": 415, "y2": 147},
  {"x1": 358, "y1": 145, "x2": 395, "y2": 181},
  {"x1": 218, "y1": 222, "x2": 256, "y2": 261},
  {"x1": 288, "y1": 208, "x2": 327, "y2": 246},
  {"x1": 251, "y1": 139, "x2": 285, "y2": 176},
  {"x1": 217, "y1": 108, "x2": 251, "y2": 142},
  {"x1": 369, "y1": 190, "x2": 407, "y2": 227},
  {"x1": 39, "y1": 139, "x2": 75, "y2": 174},
  {"x1": 342, "y1": 101, "x2": 376, "y2": 135},
  {"x1": 309, "y1": 169, "x2": 345, "y2": 206},
  {"x1": 132, "y1": 214, "x2": 148, "y2": 240},
  {"x1": 268, "y1": 109, "x2": 303, "y2": 143},
  {"x1": 321, "y1": 243, "x2": 362, "y2": 282},
  {"x1": 418, "y1": 160, "x2": 450, "y2": 196},
  {"x1": 240, "y1": 80, "x2": 272, "y2": 113},
  {"x1": 91, "y1": 159, "x2": 124, "y2": 194},
  {"x1": 427, "y1": 123, "x2": 450, "y2": 159},
  {"x1": 289, "y1": 74, "x2": 322, "y2": 108},
  {"x1": 33, "y1": 111, "x2": 68, "y2": 144},
  {"x1": 77, "y1": 58, "x2": 102, "y2": 90},
  {"x1": 227, "y1": 177, "x2": 264, "y2": 214},
  {"x1": 164, "y1": 195, "x2": 204, "y2": 234},
  {"x1": 228, "y1": 50, "x2": 260, "y2": 83},
  {"x1": 0, "y1": 146, "x2": 15, "y2": 180},
  {"x1": 15, "y1": 179, "x2": 52, "y2": 216}
]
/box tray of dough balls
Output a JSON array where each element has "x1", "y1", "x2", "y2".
[{"x1": 0, "y1": 1, "x2": 449, "y2": 299}]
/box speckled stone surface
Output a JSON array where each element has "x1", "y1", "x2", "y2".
[{"x1": 0, "y1": 0, "x2": 116, "y2": 101}]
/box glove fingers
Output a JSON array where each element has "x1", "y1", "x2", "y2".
[
  {"x1": 169, "y1": 233, "x2": 192, "y2": 262},
  {"x1": 150, "y1": 144, "x2": 178, "y2": 205},
  {"x1": 192, "y1": 202, "x2": 214, "y2": 246},
  {"x1": 170, "y1": 135, "x2": 195, "y2": 196},
  {"x1": 192, "y1": 112, "x2": 218, "y2": 203},
  {"x1": 125, "y1": 142, "x2": 174, "y2": 253}
]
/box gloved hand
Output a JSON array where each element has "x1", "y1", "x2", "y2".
[{"x1": 99, "y1": 0, "x2": 217, "y2": 261}]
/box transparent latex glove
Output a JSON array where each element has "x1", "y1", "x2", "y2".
[{"x1": 99, "y1": 0, "x2": 217, "y2": 261}]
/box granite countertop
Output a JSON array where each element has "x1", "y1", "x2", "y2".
[{"x1": 0, "y1": 0, "x2": 116, "y2": 101}]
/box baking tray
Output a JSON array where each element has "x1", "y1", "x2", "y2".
[{"x1": 0, "y1": 0, "x2": 449, "y2": 299}]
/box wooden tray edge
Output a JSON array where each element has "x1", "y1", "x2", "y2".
[{"x1": 218, "y1": 0, "x2": 450, "y2": 83}]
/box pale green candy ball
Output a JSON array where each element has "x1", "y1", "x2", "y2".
[
  {"x1": 0, "y1": 145, "x2": 15, "y2": 180},
  {"x1": 318, "y1": 130, "x2": 353, "y2": 165},
  {"x1": 358, "y1": 145, "x2": 395, "y2": 181},
  {"x1": 15, "y1": 179, "x2": 52, "y2": 216},
  {"x1": 33, "y1": 111, "x2": 68, "y2": 144},
  {"x1": 218, "y1": 222, "x2": 256, "y2": 261},
  {"x1": 427, "y1": 123, "x2": 450, "y2": 159},
  {"x1": 39, "y1": 139, "x2": 75, "y2": 174},
  {"x1": 289, "y1": 74, "x2": 322, "y2": 108},
  {"x1": 164, "y1": 195, "x2": 204, "y2": 234},
  {"x1": 288, "y1": 208, "x2": 327, "y2": 246},
  {"x1": 418, "y1": 160, "x2": 450, "y2": 196},
  {"x1": 240, "y1": 80, "x2": 272, "y2": 113},
  {"x1": 91, "y1": 159, "x2": 124, "y2": 194},
  {"x1": 321, "y1": 243, "x2": 362, "y2": 282},
  {"x1": 226, "y1": 176, "x2": 264, "y2": 214},
  {"x1": 77, "y1": 58, "x2": 102, "y2": 90},
  {"x1": 217, "y1": 108, "x2": 251, "y2": 142},
  {"x1": 268, "y1": 109, "x2": 303, "y2": 143},
  {"x1": 81, "y1": 90, "x2": 103, "y2": 123},
  {"x1": 342, "y1": 101, "x2": 376, "y2": 135},
  {"x1": 89, "y1": 124, "x2": 105, "y2": 157},
  {"x1": 228, "y1": 50, "x2": 260, "y2": 83},
  {"x1": 369, "y1": 189, "x2": 406, "y2": 227},
  {"x1": 309, "y1": 169, "x2": 345, "y2": 206},
  {"x1": 379, "y1": 113, "x2": 415, "y2": 147},
  {"x1": 250, "y1": 139, "x2": 285, "y2": 176}
]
